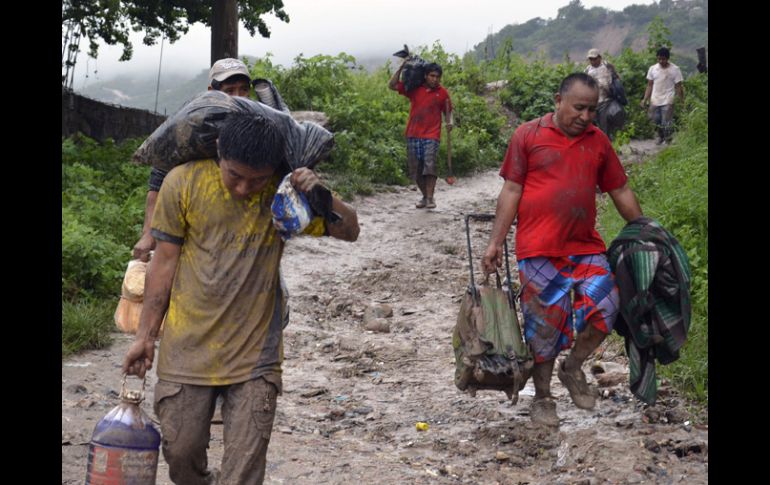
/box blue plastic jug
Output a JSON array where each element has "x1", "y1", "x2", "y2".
[{"x1": 85, "y1": 376, "x2": 161, "y2": 484}]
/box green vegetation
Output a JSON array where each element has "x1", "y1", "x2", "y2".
[
  {"x1": 598, "y1": 73, "x2": 708, "y2": 403},
  {"x1": 62, "y1": 297, "x2": 117, "y2": 357},
  {"x1": 62, "y1": 135, "x2": 148, "y2": 353}
]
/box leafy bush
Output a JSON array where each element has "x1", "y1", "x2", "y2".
[
  {"x1": 62, "y1": 206, "x2": 128, "y2": 299},
  {"x1": 62, "y1": 136, "x2": 148, "y2": 353},
  {"x1": 499, "y1": 57, "x2": 578, "y2": 121}
]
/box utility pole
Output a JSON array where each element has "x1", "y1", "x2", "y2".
[{"x1": 211, "y1": 0, "x2": 239, "y2": 65}]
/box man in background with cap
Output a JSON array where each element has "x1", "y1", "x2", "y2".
[
  {"x1": 584, "y1": 48, "x2": 622, "y2": 140},
  {"x1": 132, "y1": 58, "x2": 253, "y2": 261}
]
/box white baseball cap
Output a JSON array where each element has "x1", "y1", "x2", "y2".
[{"x1": 209, "y1": 58, "x2": 250, "y2": 84}]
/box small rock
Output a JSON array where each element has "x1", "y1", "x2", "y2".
[
  {"x1": 365, "y1": 303, "x2": 393, "y2": 319},
  {"x1": 337, "y1": 337, "x2": 358, "y2": 351},
  {"x1": 673, "y1": 440, "x2": 707, "y2": 457},
  {"x1": 300, "y1": 388, "x2": 328, "y2": 398},
  {"x1": 615, "y1": 418, "x2": 635, "y2": 429},
  {"x1": 626, "y1": 471, "x2": 644, "y2": 483},
  {"x1": 352, "y1": 406, "x2": 373, "y2": 415},
  {"x1": 76, "y1": 398, "x2": 95, "y2": 409},
  {"x1": 665, "y1": 408, "x2": 689, "y2": 424},
  {"x1": 329, "y1": 408, "x2": 345, "y2": 418},
  {"x1": 66, "y1": 384, "x2": 87, "y2": 394},
  {"x1": 495, "y1": 451, "x2": 510, "y2": 461},
  {"x1": 643, "y1": 407, "x2": 662, "y2": 424},
  {"x1": 364, "y1": 319, "x2": 391, "y2": 333},
  {"x1": 644, "y1": 438, "x2": 661, "y2": 453}
]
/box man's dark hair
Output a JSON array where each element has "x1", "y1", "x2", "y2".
[
  {"x1": 559, "y1": 73, "x2": 598, "y2": 96},
  {"x1": 656, "y1": 47, "x2": 671, "y2": 59},
  {"x1": 217, "y1": 112, "x2": 285, "y2": 170},
  {"x1": 424, "y1": 63, "x2": 443, "y2": 77},
  {"x1": 210, "y1": 74, "x2": 250, "y2": 91}
]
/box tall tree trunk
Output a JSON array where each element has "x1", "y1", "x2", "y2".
[{"x1": 211, "y1": 0, "x2": 239, "y2": 66}]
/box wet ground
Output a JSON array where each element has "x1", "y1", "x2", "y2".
[{"x1": 62, "y1": 141, "x2": 707, "y2": 484}]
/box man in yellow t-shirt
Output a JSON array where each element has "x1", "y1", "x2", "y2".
[{"x1": 123, "y1": 112, "x2": 359, "y2": 485}]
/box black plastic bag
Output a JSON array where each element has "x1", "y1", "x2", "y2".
[
  {"x1": 132, "y1": 90, "x2": 334, "y2": 174},
  {"x1": 402, "y1": 57, "x2": 427, "y2": 93},
  {"x1": 610, "y1": 76, "x2": 628, "y2": 106},
  {"x1": 605, "y1": 99, "x2": 626, "y2": 133}
]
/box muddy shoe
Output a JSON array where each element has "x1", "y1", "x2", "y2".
[
  {"x1": 425, "y1": 198, "x2": 436, "y2": 209},
  {"x1": 415, "y1": 198, "x2": 427, "y2": 209},
  {"x1": 530, "y1": 397, "x2": 559, "y2": 427},
  {"x1": 557, "y1": 360, "x2": 597, "y2": 410}
]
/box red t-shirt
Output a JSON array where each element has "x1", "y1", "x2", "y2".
[
  {"x1": 499, "y1": 113, "x2": 628, "y2": 259},
  {"x1": 397, "y1": 81, "x2": 452, "y2": 140}
]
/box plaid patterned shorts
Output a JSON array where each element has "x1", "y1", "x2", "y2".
[
  {"x1": 406, "y1": 137, "x2": 439, "y2": 179},
  {"x1": 518, "y1": 254, "x2": 619, "y2": 363}
]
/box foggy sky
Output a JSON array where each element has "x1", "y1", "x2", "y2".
[{"x1": 70, "y1": 0, "x2": 653, "y2": 90}]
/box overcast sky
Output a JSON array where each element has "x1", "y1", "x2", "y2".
[{"x1": 70, "y1": 0, "x2": 653, "y2": 90}]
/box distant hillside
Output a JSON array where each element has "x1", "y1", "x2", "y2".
[
  {"x1": 79, "y1": 69, "x2": 209, "y2": 116},
  {"x1": 75, "y1": 52, "x2": 393, "y2": 116},
  {"x1": 472, "y1": 0, "x2": 707, "y2": 72}
]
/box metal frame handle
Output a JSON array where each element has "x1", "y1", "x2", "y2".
[{"x1": 464, "y1": 213, "x2": 517, "y2": 308}]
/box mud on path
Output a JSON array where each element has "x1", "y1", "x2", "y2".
[{"x1": 63, "y1": 143, "x2": 707, "y2": 484}]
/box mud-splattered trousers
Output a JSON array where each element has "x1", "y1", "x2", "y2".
[
  {"x1": 153, "y1": 377, "x2": 278, "y2": 485},
  {"x1": 648, "y1": 104, "x2": 674, "y2": 142}
]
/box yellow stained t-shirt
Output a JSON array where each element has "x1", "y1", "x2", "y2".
[{"x1": 151, "y1": 159, "x2": 325, "y2": 389}]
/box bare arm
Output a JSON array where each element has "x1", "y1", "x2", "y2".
[
  {"x1": 675, "y1": 81, "x2": 685, "y2": 104},
  {"x1": 481, "y1": 180, "x2": 523, "y2": 274},
  {"x1": 608, "y1": 183, "x2": 643, "y2": 222},
  {"x1": 122, "y1": 239, "x2": 181, "y2": 378},
  {"x1": 132, "y1": 190, "x2": 159, "y2": 261},
  {"x1": 444, "y1": 98, "x2": 453, "y2": 132},
  {"x1": 388, "y1": 59, "x2": 408, "y2": 91},
  {"x1": 640, "y1": 79, "x2": 654, "y2": 108},
  {"x1": 327, "y1": 197, "x2": 360, "y2": 242}
]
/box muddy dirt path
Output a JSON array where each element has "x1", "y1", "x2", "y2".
[{"x1": 62, "y1": 141, "x2": 707, "y2": 484}]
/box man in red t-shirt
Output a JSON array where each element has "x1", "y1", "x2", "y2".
[
  {"x1": 388, "y1": 60, "x2": 453, "y2": 209},
  {"x1": 481, "y1": 73, "x2": 643, "y2": 427}
]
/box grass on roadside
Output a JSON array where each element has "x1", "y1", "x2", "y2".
[{"x1": 62, "y1": 297, "x2": 116, "y2": 357}]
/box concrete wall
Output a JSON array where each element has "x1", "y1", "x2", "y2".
[{"x1": 62, "y1": 87, "x2": 167, "y2": 142}]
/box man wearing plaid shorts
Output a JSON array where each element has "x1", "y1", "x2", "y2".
[
  {"x1": 482, "y1": 73, "x2": 643, "y2": 427},
  {"x1": 389, "y1": 60, "x2": 453, "y2": 209}
]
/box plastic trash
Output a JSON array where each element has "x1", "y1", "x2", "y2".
[{"x1": 271, "y1": 173, "x2": 313, "y2": 240}]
